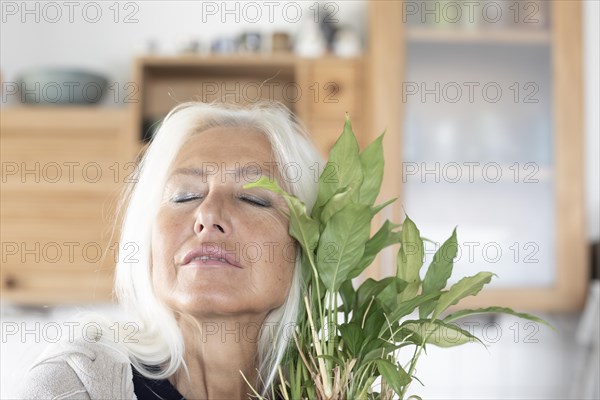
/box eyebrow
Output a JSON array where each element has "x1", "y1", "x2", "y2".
[{"x1": 170, "y1": 165, "x2": 273, "y2": 179}]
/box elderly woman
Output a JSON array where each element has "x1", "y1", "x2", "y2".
[{"x1": 17, "y1": 102, "x2": 323, "y2": 399}]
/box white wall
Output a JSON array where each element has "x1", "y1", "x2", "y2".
[
  {"x1": 0, "y1": 1, "x2": 366, "y2": 85},
  {"x1": 583, "y1": 0, "x2": 600, "y2": 241}
]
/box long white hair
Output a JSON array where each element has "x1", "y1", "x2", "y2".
[{"x1": 113, "y1": 101, "x2": 322, "y2": 396}]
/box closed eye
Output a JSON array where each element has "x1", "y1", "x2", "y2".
[
  {"x1": 170, "y1": 193, "x2": 202, "y2": 203},
  {"x1": 240, "y1": 195, "x2": 271, "y2": 207}
]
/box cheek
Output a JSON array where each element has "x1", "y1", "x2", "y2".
[
  {"x1": 151, "y1": 209, "x2": 186, "y2": 284},
  {"x1": 265, "y1": 238, "x2": 297, "y2": 297},
  {"x1": 153, "y1": 208, "x2": 187, "y2": 250}
]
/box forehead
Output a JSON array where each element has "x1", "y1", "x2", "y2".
[{"x1": 173, "y1": 126, "x2": 275, "y2": 167}]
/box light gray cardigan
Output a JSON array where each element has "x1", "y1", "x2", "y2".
[{"x1": 14, "y1": 338, "x2": 136, "y2": 399}]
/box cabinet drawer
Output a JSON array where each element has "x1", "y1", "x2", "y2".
[
  {"x1": 1, "y1": 267, "x2": 113, "y2": 304},
  {"x1": 1, "y1": 189, "x2": 118, "y2": 221},
  {"x1": 1, "y1": 133, "x2": 129, "y2": 188},
  {"x1": 306, "y1": 60, "x2": 362, "y2": 121}
]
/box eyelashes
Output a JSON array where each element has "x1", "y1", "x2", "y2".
[
  {"x1": 169, "y1": 192, "x2": 271, "y2": 208},
  {"x1": 240, "y1": 194, "x2": 271, "y2": 208},
  {"x1": 170, "y1": 193, "x2": 202, "y2": 203}
]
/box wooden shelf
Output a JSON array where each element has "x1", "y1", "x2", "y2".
[
  {"x1": 137, "y1": 54, "x2": 363, "y2": 68},
  {"x1": 406, "y1": 27, "x2": 551, "y2": 45},
  {"x1": 133, "y1": 55, "x2": 367, "y2": 153},
  {"x1": 138, "y1": 53, "x2": 297, "y2": 68}
]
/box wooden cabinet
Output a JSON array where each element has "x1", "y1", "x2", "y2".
[
  {"x1": 132, "y1": 55, "x2": 366, "y2": 157},
  {"x1": 368, "y1": 1, "x2": 586, "y2": 311},
  {"x1": 1, "y1": 108, "x2": 137, "y2": 304}
]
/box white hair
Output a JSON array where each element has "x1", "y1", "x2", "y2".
[{"x1": 112, "y1": 101, "x2": 322, "y2": 396}]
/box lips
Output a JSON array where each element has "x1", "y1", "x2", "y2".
[{"x1": 180, "y1": 245, "x2": 242, "y2": 268}]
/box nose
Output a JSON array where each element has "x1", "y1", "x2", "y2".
[
  {"x1": 195, "y1": 222, "x2": 225, "y2": 234},
  {"x1": 193, "y1": 193, "x2": 230, "y2": 237}
]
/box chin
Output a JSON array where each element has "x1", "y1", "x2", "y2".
[{"x1": 166, "y1": 293, "x2": 249, "y2": 317}]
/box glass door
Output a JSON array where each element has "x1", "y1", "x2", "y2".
[{"x1": 402, "y1": 1, "x2": 554, "y2": 288}]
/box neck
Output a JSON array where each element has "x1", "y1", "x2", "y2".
[{"x1": 170, "y1": 314, "x2": 264, "y2": 400}]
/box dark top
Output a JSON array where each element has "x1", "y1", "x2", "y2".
[
  {"x1": 131, "y1": 364, "x2": 284, "y2": 400},
  {"x1": 131, "y1": 365, "x2": 185, "y2": 400}
]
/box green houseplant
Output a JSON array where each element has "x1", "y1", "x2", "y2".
[{"x1": 245, "y1": 116, "x2": 549, "y2": 400}]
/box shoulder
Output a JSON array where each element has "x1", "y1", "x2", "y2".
[{"x1": 14, "y1": 338, "x2": 136, "y2": 399}]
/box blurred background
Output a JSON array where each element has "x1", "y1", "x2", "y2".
[{"x1": 1, "y1": 1, "x2": 598, "y2": 398}]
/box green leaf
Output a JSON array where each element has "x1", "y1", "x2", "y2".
[
  {"x1": 292, "y1": 357, "x2": 302, "y2": 400},
  {"x1": 320, "y1": 187, "x2": 352, "y2": 224},
  {"x1": 359, "y1": 302, "x2": 387, "y2": 338},
  {"x1": 401, "y1": 319, "x2": 484, "y2": 348},
  {"x1": 317, "y1": 203, "x2": 372, "y2": 291},
  {"x1": 286, "y1": 195, "x2": 320, "y2": 253},
  {"x1": 362, "y1": 340, "x2": 407, "y2": 363},
  {"x1": 396, "y1": 215, "x2": 424, "y2": 302},
  {"x1": 339, "y1": 322, "x2": 363, "y2": 356},
  {"x1": 388, "y1": 326, "x2": 424, "y2": 346},
  {"x1": 432, "y1": 272, "x2": 496, "y2": 320},
  {"x1": 356, "y1": 277, "x2": 396, "y2": 309},
  {"x1": 375, "y1": 359, "x2": 411, "y2": 395},
  {"x1": 358, "y1": 132, "x2": 385, "y2": 206},
  {"x1": 419, "y1": 228, "x2": 458, "y2": 318},
  {"x1": 376, "y1": 277, "x2": 409, "y2": 314},
  {"x1": 355, "y1": 376, "x2": 377, "y2": 400},
  {"x1": 316, "y1": 353, "x2": 345, "y2": 365},
  {"x1": 243, "y1": 175, "x2": 285, "y2": 195},
  {"x1": 352, "y1": 220, "x2": 402, "y2": 278},
  {"x1": 380, "y1": 291, "x2": 442, "y2": 336},
  {"x1": 339, "y1": 279, "x2": 356, "y2": 316},
  {"x1": 370, "y1": 198, "x2": 397, "y2": 217},
  {"x1": 312, "y1": 116, "x2": 364, "y2": 219},
  {"x1": 443, "y1": 306, "x2": 556, "y2": 331}
]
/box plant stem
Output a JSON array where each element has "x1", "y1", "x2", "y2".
[
  {"x1": 304, "y1": 294, "x2": 333, "y2": 398},
  {"x1": 399, "y1": 321, "x2": 435, "y2": 399},
  {"x1": 278, "y1": 366, "x2": 290, "y2": 400},
  {"x1": 304, "y1": 247, "x2": 324, "y2": 322}
]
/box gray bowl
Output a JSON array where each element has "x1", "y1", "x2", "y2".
[{"x1": 17, "y1": 69, "x2": 108, "y2": 105}]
